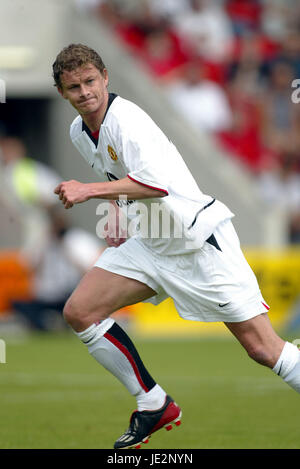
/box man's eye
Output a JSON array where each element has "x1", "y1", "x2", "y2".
[{"x1": 87, "y1": 79, "x2": 94, "y2": 83}]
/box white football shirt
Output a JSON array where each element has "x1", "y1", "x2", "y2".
[{"x1": 70, "y1": 94, "x2": 233, "y2": 255}]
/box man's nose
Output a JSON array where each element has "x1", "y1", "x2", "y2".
[{"x1": 80, "y1": 84, "x2": 90, "y2": 98}]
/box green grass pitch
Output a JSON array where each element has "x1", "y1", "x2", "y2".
[{"x1": 0, "y1": 330, "x2": 299, "y2": 449}]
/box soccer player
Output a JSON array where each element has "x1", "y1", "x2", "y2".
[{"x1": 52, "y1": 44, "x2": 300, "y2": 449}]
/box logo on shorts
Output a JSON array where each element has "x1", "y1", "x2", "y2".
[
  {"x1": 219, "y1": 302, "x2": 230, "y2": 308},
  {"x1": 107, "y1": 145, "x2": 118, "y2": 161}
]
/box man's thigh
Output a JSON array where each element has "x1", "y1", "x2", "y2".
[{"x1": 66, "y1": 266, "x2": 157, "y2": 319}]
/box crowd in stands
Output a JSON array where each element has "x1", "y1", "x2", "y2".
[{"x1": 76, "y1": 0, "x2": 300, "y2": 244}]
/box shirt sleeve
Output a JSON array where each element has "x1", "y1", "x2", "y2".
[{"x1": 117, "y1": 112, "x2": 170, "y2": 195}]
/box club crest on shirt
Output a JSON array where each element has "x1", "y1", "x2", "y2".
[{"x1": 107, "y1": 145, "x2": 118, "y2": 161}]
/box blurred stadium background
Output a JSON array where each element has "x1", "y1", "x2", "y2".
[{"x1": 0, "y1": 0, "x2": 300, "y2": 449}]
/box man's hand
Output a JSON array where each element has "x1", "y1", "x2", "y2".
[
  {"x1": 104, "y1": 223, "x2": 127, "y2": 247},
  {"x1": 54, "y1": 180, "x2": 91, "y2": 209},
  {"x1": 104, "y1": 201, "x2": 128, "y2": 247}
]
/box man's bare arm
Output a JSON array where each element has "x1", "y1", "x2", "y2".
[{"x1": 54, "y1": 176, "x2": 167, "y2": 209}]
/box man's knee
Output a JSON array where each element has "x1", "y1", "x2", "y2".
[
  {"x1": 63, "y1": 298, "x2": 80, "y2": 327},
  {"x1": 63, "y1": 297, "x2": 110, "y2": 331},
  {"x1": 63, "y1": 295, "x2": 114, "y2": 332}
]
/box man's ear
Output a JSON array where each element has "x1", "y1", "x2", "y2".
[{"x1": 103, "y1": 68, "x2": 109, "y2": 87}]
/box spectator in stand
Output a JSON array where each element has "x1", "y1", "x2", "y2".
[
  {"x1": 257, "y1": 151, "x2": 300, "y2": 244},
  {"x1": 166, "y1": 60, "x2": 232, "y2": 133},
  {"x1": 217, "y1": 31, "x2": 278, "y2": 173},
  {"x1": 216, "y1": 83, "x2": 277, "y2": 173},
  {"x1": 263, "y1": 30, "x2": 300, "y2": 80},
  {"x1": 225, "y1": 0, "x2": 262, "y2": 36},
  {"x1": 226, "y1": 32, "x2": 266, "y2": 99},
  {"x1": 259, "y1": 60, "x2": 298, "y2": 156},
  {"x1": 260, "y1": 0, "x2": 300, "y2": 42},
  {"x1": 98, "y1": 1, "x2": 149, "y2": 51},
  {"x1": 228, "y1": 28, "x2": 280, "y2": 89},
  {"x1": 137, "y1": 27, "x2": 191, "y2": 81},
  {"x1": 0, "y1": 136, "x2": 61, "y2": 257},
  {"x1": 99, "y1": 1, "x2": 192, "y2": 82},
  {"x1": 172, "y1": 0, "x2": 234, "y2": 64},
  {"x1": 290, "y1": 109, "x2": 300, "y2": 169},
  {"x1": 147, "y1": 0, "x2": 190, "y2": 23},
  {"x1": 0, "y1": 137, "x2": 60, "y2": 208}
]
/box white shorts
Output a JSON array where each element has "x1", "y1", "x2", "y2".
[{"x1": 94, "y1": 219, "x2": 270, "y2": 323}]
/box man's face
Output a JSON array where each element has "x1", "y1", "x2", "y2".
[{"x1": 58, "y1": 63, "x2": 109, "y2": 117}]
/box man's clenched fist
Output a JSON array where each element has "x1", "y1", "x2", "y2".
[{"x1": 54, "y1": 180, "x2": 91, "y2": 209}]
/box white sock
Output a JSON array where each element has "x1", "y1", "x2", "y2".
[
  {"x1": 75, "y1": 319, "x2": 167, "y2": 410},
  {"x1": 76, "y1": 318, "x2": 115, "y2": 345},
  {"x1": 136, "y1": 384, "x2": 166, "y2": 412},
  {"x1": 272, "y1": 341, "x2": 300, "y2": 392}
]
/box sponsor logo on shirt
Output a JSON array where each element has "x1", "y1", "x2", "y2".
[{"x1": 107, "y1": 145, "x2": 118, "y2": 161}]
